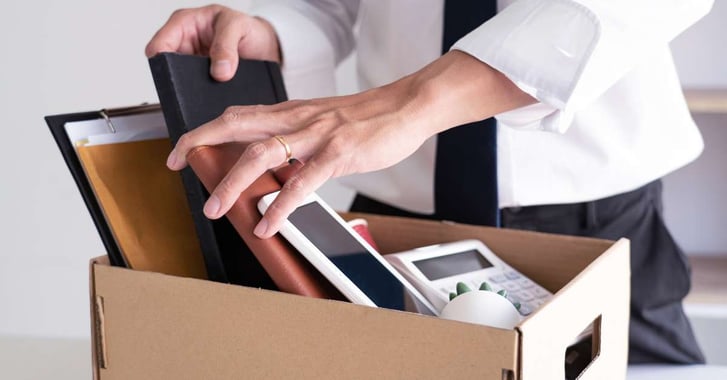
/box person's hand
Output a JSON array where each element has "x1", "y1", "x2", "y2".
[
  {"x1": 145, "y1": 4, "x2": 280, "y2": 81},
  {"x1": 166, "y1": 51, "x2": 536, "y2": 238}
]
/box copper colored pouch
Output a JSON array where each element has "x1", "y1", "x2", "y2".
[{"x1": 186, "y1": 143, "x2": 344, "y2": 300}]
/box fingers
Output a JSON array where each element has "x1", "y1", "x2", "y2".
[
  {"x1": 203, "y1": 136, "x2": 294, "y2": 220},
  {"x1": 208, "y1": 11, "x2": 248, "y2": 81},
  {"x1": 145, "y1": 9, "x2": 190, "y2": 57},
  {"x1": 254, "y1": 158, "x2": 335, "y2": 238},
  {"x1": 165, "y1": 94, "x2": 392, "y2": 239},
  {"x1": 145, "y1": 6, "x2": 252, "y2": 82},
  {"x1": 145, "y1": 6, "x2": 225, "y2": 57},
  {"x1": 195, "y1": 126, "x2": 338, "y2": 239},
  {"x1": 167, "y1": 104, "x2": 289, "y2": 170}
]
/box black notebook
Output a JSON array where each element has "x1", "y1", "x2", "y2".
[{"x1": 149, "y1": 53, "x2": 288, "y2": 288}]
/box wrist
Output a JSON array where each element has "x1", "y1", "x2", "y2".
[{"x1": 408, "y1": 50, "x2": 535, "y2": 135}]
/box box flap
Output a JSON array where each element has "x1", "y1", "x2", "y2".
[{"x1": 344, "y1": 212, "x2": 612, "y2": 293}]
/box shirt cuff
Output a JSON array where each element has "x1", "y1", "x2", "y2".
[
  {"x1": 453, "y1": 0, "x2": 712, "y2": 133},
  {"x1": 253, "y1": 4, "x2": 337, "y2": 99},
  {"x1": 452, "y1": 0, "x2": 601, "y2": 133}
]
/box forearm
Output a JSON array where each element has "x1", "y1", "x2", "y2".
[{"x1": 398, "y1": 50, "x2": 537, "y2": 139}]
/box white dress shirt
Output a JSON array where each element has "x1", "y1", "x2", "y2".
[{"x1": 255, "y1": 0, "x2": 713, "y2": 212}]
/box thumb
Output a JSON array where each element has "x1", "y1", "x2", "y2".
[{"x1": 208, "y1": 13, "x2": 247, "y2": 81}]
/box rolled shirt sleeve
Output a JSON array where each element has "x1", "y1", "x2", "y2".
[{"x1": 452, "y1": 0, "x2": 714, "y2": 133}]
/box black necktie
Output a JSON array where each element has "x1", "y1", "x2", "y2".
[{"x1": 435, "y1": 0, "x2": 499, "y2": 226}]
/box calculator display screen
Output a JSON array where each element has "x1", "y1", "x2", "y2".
[{"x1": 412, "y1": 250, "x2": 494, "y2": 281}]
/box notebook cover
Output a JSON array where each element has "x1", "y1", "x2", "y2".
[
  {"x1": 46, "y1": 111, "x2": 127, "y2": 267},
  {"x1": 187, "y1": 144, "x2": 344, "y2": 299},
  {"x1": 148, "y1": 53, "x2": 285, "y2": 288}
]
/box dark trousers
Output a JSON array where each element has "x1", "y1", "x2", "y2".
[{"x1": 350, "y1": 180, "x2": 705, "y2": 364}]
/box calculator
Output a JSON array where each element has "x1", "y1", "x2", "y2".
[{"x1": 384, "y1": 239, "x2": 552, "y2": 315}]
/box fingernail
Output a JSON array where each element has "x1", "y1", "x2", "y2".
[
  {"x1": 211, "y1": 60, "x2": 232, "y2": 79},
  {"x1": 204, "y1": 195, "x2": 221, "y2": 218},
  {"x1": 166, "y1": 151, "x2": 178, "y2": 169},
  {"x1": 254, "y1": 218, "x2": 269, "y2": 238}
]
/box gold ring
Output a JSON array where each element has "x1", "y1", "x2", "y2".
[{"x1": 273, "y1": 135, "x2": 292, "y2": 164}]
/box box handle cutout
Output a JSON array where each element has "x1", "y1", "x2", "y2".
[
  {"x1": 564, "y1": 315, "x2": 602, "y2": 380},
  {"x1": 94, "y1": 295, "x2": 108, "y2": 369},
  {"x1": 501, "y1": 368, "x2": 515, "y2": 380}
]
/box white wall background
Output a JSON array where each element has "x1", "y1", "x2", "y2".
[
  {"x1": 0, "y1": 0, "x2": 725, "y2": 341},
  {"x1": 0, "y1": 0, "x2": 254, "y2": 339},
  {"x1": 661, "y1": 0, "x2": 727, "y2": 256},
  {"x1": 670, "y1": 0, "x2": 727, "y2": 89}
]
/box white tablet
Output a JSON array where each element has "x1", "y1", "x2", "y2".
[{"x1": 258, "y1": 191, "x2": 438, "y2": 316}]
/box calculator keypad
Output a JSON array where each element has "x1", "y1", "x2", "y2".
[{"x1": 439, "y1": 268, "x2": 551, "y2": 316}]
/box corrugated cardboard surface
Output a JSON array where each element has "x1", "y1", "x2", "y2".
[
  {"x1": 348, "y1": 213, "x2": 615, "y2": 293},
  {"x1": 90, "y1": 213, "x2": 629, "y2": 379},
  {"x1": 517, "y1": 239, "x2": 630, "y2": 379}
]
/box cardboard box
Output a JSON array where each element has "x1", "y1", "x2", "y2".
[{"x1": 89, "y1": 213, "x2": 630, "y2": 379}]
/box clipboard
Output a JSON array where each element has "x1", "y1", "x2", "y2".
[
  {"x1": 46, "y1": 103, "x2": 272, "y2": 285},
  {"x1": 46, "y1": 54, "x2": 291, "y2": 289},
  {"x1": 46, "y1": 104, "x2": 211, "y2": 280},
  {"x1": 46, "y1": 104, "x2": 163, "y2": 268}
]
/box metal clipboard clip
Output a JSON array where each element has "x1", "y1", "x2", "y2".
[{"x1": 99, "y1": 103, "x2": 161, "y2": 133}]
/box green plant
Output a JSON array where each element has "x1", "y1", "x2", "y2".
[{"x1": 448, "y1": 281, "x2": 521, "y2": 311}]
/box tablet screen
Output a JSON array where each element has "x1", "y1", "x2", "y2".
[{"x1": 287, "y1": 202, "x2": 408, "y2": 311}]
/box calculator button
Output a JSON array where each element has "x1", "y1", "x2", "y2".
[
  {"x1": 504, "y1": 271, "x2": 520, "y2": 280},
  {"x1": 517, "y1": 279, "x2": 534, "y2": 289},
  {"x1": 533, "y1": 287, "x2": 550, "y2": 298},
  {"x1": 489, "y1": 274, "x2": 506, "y2": 283},
  {"x1": 502, "y1": 281, "x2": 519, "y2": 292},
  {"x1": 516, "y1": 290, "x2": 534, "y2": 301}
]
